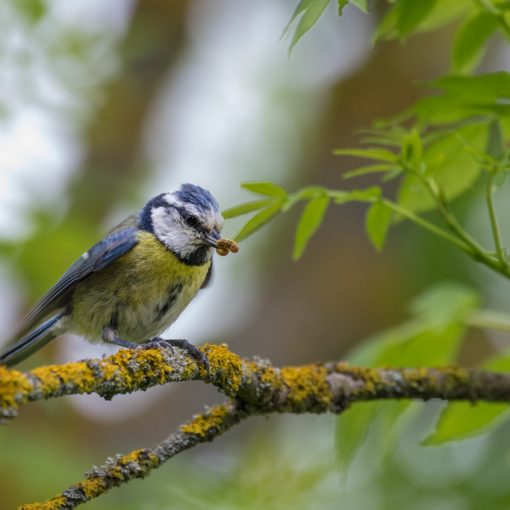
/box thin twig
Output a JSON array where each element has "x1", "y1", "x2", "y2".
[
  {"x1": 379, "y1": 198, "x2": 471, "y2": 252},
  {"x1": 19, "y1": 402, "x2": 246, "y2": 510}
]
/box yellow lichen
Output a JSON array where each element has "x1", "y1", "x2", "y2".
[
  {"x1": 441, "y1": 366, "x2": 470, "y2": 387},
  {"x1": 119, "y1": 448, "x2": 160, "y2": 469},
  {"x1": 0, "y1": 366, "x2": 32, "y2": 408},
  {"x1": 202, "y1": 344, "x2": 244, "y2": 393},
  {"x1": 132, "y1": 349, "x2": 174, "y2": 380},
  {"x1": 18, "y1": 495, "x2": 67, "y2": 510},
  {"x1": 334, "y1": 364, "x2": 383, "y2": 396},
  {"x1": 32, "y1": 362, "x2": 97, "y2": 395},
  {"x1": 258, "y1": 365, "x2": 282, "y2": 388},
  {"x1": 401, "y1": 366, "x2": 469, "y2": 393},
  {"x1": 280, "y1": 365, "x2": 331, "y2": 410},
  {"x1": 28, "y1": 347, "x2": 176, "y2": 400},
  {"x1": 180, "y1": 404, "x2": 230, "y2": 437},
  {"x1": 78, "y1": 478, "x2": 107, "y2": 498}
]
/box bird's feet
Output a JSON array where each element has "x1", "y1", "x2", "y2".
[
  {"x1": 141, "y1": 337, "x2": 209, "y2": 372},
  {"x1": 102, "y1": 328, "x2": 209, "y2": 372}
]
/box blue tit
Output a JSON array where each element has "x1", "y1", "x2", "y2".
[{"x1": 0, "y1": 183, "x2": 227, "y2": 369}]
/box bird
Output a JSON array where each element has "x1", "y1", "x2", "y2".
[{"x1": 0, "y1": 183, "x2": 228, "y2": 369}]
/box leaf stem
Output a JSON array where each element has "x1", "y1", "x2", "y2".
[
  {"x1": 379, "y1": 199, "x2": 473, "y2": 252},
  {"x1": 486, "y1": 173, "x2": 506, "y2": 265},
  {"x1": 420, "y1": 176, "x2": 510, "y2": 278},
  {"x1": 423, "y1": 178, "x2": 486, "y2": 253}
]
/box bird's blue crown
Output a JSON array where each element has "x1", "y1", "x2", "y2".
[{"x1": 175, "y1": 183, "x2": 219, "y2": 213}]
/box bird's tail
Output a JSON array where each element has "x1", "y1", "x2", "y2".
[{"x1": 0, "y1": 311, "x2": 65, "y2": 367}]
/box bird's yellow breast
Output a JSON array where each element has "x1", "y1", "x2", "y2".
[
  {"x1": 71, "y1": 231, "x2": 211, "y2": 342},
  {"x1": 120, "y1": 232, "x2": 210, "y2": 291}
]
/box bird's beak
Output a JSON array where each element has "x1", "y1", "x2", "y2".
[{"x1": 204, "y1": 229, "x2": 221, "y2": 248}]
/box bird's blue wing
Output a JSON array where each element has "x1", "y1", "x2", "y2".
[{"x1": 16, "y1": 227, "x2": 139, "y2": 340}]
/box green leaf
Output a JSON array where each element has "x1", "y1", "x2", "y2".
[
  {"x1": 293, "y1": 197, "x2": 330, "y2": 260},
  {"x1": 343, "y1": 164, "x2": 400, "y2": 179},
  {"x1": 334, "y1": 147, "x2": 398, "y2": 163},
  {"x1": 424, "y1": 351, "x2": 510, "y2": 445},
  {"x1": 222, "y1": 199, "x2": 273, "y2": 219},
  {"x1": 377, "y1": 400, "x2": 421, "y2": 462},
  {"x1": 381, "y1": 169, "x2": 404, "y2": 183},
  {"x1": 282, "y1": 186, "x2": 327, "y2": 212},
  {"x1": 453, "y1": 12, "x2": 499, "y2": 74},
  {"x1": 281, "y1": 186, "x2": 380, "y2": 216},
  {"x1": 328, "y1": 186, "x2": 381, "y2": 204},
  {"x1": 351, "y1": 0, "x2": 369, "y2": 13},
  {"x1": 365, "y1": 201, "x2": 392, "y2": 251},
  {"x1": 485, "y1": 353, "x2": 510, "y2": 372},
  {"x1": 375, "y1": 0, "x2": 468, "y2": 41},
  {"x1": 396, "y1": 0, "x2": 438, "y2": 38},
  {"x1": 502, "y1": 116, "x2": 510, "y2": 140},
  {"x1": 412, "y1": 72, "x2": 510, "y2": 124},
  {"x1": 283, "y1": 0, "x2": 312, "y2": 36},
  {"x1": 359, "y1": 126, "x2": 409, "y2": 147},
  {"x1": 374, "y1": 5, "x2": 399, "y2": 40},
  {"x1": 486, "y1": 120, "x2": 504, "y2": 159},
  {"x1": 336, "y1": 402, "x2": 381, "y2": 475},
  {"x1": 424, "y1": 402, "x2": 509, "y2": 446},
  {"x1": 351, "y1": 283, "x2": 477, "y2": 368},
  {"x1": 234, "y1": 202, "x2": 282, "y2": 242},
  {"x1": 434, "y1": 72, "x2": 510, "y2": 102},
  {"x1": 338, "y1": 0, "x2": 349, "y2": 15},
  {"x1": 241, "y1": 182, "x2": 288, "y2": 197},
  {"x1": 375, "y1": 322, "x2": 464, "y2": 367},
  {"x1": 418, "y1": 0, "x2": 470, "y2": 32},
  {"x1": 398, "y1": 122, "x2": 488, "y2": 213},
  {"x1": 409, "y1": 282, "x2": 479, "y2": 330},
  {"x1": 283, "y1": 0, "x2": 330, "y2": 53},
  {"x1": 401, "y1": 129, "x2": 423, "y2": 171}
]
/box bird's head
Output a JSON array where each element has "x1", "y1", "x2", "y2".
[{"x1": 140, "y1": 184, "x2": 224, "y2": 265}]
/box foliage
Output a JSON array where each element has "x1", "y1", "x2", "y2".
[{"x1": 224, "y1": 0, "x2": 510, "y2": 467}]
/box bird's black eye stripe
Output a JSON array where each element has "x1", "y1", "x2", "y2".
[{"x1": 185, "y1": 215, "x2": 199, "y2": 227}]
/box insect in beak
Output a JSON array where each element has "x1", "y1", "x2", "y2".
[{"x1": 203, "y1": 229, "x2": 221, "y2": 248}]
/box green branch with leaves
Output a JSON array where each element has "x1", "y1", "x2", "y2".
[
  {"x1": 221, "y1": 0, "x2": 510, "y2": 478},
  {"x1": 225, "y1": 103, "x2": 510, "y2": 274}
]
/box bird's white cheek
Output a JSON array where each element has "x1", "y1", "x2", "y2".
[{"x1": 159, "y1": 229, "x2": 200, "y2": 257}]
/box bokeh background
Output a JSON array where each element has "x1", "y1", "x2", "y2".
[{"x1": 1, "y1": 1, "x2": 510, "y2": 508}]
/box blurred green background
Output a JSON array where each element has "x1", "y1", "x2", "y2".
[{"x1": 1, "y1": 1, "x2": 510, "y2": 508}]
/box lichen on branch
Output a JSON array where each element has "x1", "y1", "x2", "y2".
[
  {"x1": 2, "y1": 344, "x2": 510, "y2": 423},
  {"x1": 19, "y1": 402, "x2": 245, "y2": 510},
  {"x1": 3, "y1": 343, "x2": 510, "y2": 509}
]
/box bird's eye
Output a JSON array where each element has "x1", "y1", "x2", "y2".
[{"x1": 186, "y1": 215, "x2": 198, "y2": 227}]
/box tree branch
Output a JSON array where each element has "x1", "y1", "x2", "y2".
[
  {"x1": 3, "y1": 343, "x2": 510, "y2": 508},
  {"x1": 19, "y1": 402, "x2": 246, "y2": 510}
]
